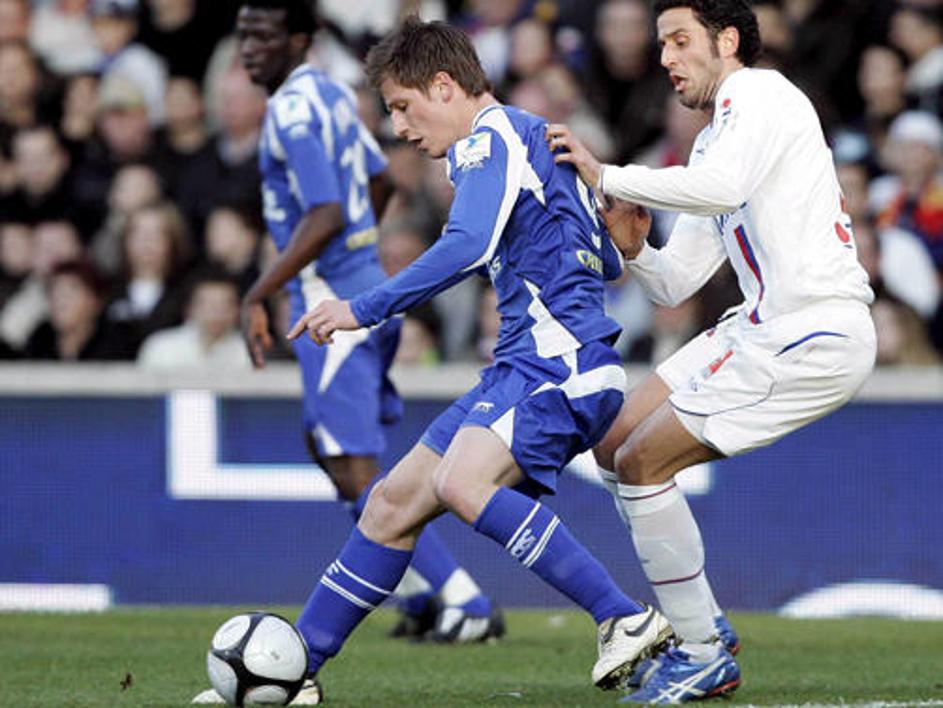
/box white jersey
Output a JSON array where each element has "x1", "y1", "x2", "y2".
[{"x1": 600, "y1": 68, "x2": 873, "y2": 324}]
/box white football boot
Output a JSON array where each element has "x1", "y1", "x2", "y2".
[
  {"x1": 592, "y1": 604, "x2": 674, "y2": 690},
  {"x1": 191, "y1": 678, "x2": 322, "y2": 705}
]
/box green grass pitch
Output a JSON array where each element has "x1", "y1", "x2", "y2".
[{"x1": 1, "y1": 608, "x2": 941, "y2": 707}]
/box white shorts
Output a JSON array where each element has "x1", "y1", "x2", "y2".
[{"x1": 656, "y1": 300, "x2": 876, "y2": 456}]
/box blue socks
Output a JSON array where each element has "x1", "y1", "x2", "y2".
[
  {"x1": 349, "y1": 477, "x2": 490, "y2": 618},
  {"x1": 296, "y1": 527, "x2": 411, "y2": 676},
  {"x1": 474, "y1": 487, "x2": 644, "y2": 624}
]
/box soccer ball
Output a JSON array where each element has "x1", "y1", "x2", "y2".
[{"x1": 206, "y1": 612, "x2": 309, "y2": 706}]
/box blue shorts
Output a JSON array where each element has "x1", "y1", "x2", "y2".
[
  {"x1": 421, "y1": 341, "x2": 626, "y2": 496},
  {"x1": 293, "y1": 317, "x2": 403, "y2": 458}
]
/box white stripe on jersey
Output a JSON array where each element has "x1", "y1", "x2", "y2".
[
  {"x1": 264, "y1": 114, "x2": 286, "y2": 161},
  {"x1": 523, "y1": 279, "x2": 581, "y2": 358},
  {"x1": 294, "y1": 73, "x2": 334, "y2": 159},
  {"x1": 297, "y1": 266, "x2": 369, "y2": 393},
  {"x1": 460, "y1": 109, "x2": 545, "y2": 273}
]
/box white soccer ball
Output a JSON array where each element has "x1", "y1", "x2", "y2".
[{"x1": 207, "y1": 612, "x2": 308, "y2": 706}]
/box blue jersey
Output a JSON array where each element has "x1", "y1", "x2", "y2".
[
  {"x1": 257, "y1": 64, "x2": 402, "y2": 458},
  {"x1": 351, "y1": 104, "x2": 623, "y2": 361},
  {"x1": 258, "y1": 64, "x2": 388, "y2": 306}
]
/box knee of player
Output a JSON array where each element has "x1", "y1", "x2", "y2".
[
  {"x1": 593, "y1": 436, "x2": 620, "y2": 473},
  {"x1": 432, "y1": 470, "x2": 459, "y2": 510},
  {"x1": 359, "y1": 479, "x2": 395, "y2": 529},
  {"x1": 433, "y1": 470, "x2": 479, "y2": 524},
  {"x1": 613, "y1": 439, "x2": 659, "y2": 485}
]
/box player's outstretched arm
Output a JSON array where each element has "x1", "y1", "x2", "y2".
[
  {"x1": 286, "y1": 299, "x2": 360, "y2": 346},
  {"x1": 545, "y1": 123, "x2": 602, "y2": 190}
]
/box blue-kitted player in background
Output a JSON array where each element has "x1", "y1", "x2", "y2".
[
  {"x1": 234, "y1": 0, "x2": 499, "y2": 645},
  {"x1": 283, "y1": 15, "x2": 673, "y2": 701}
]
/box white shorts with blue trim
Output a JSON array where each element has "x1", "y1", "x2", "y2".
[
  {"x1": 657, "y1": 300, "x2": 876, "y2": 457},
  {"x1": 421, "y1": 340, "x2": 626, "y2": 496}
]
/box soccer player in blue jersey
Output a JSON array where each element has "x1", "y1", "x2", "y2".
[
  {"x1": 281, "y1": 15, "x2": 672, "y2": 700},
  {"x1": 191, "y1": 5, "x2": 501, "y2": 700}
]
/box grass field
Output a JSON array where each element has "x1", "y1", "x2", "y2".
[{"x1": 1, "y1": 608, "x2": 942, "y2": 707}]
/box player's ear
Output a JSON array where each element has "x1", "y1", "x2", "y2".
[
  {"x1": 289, "y1": 32, "x2": 311, "y2": 58},
  {"x1": 431, "y1": 71, "x2": 455, "y2": 103},
  {"x1": 718, "y1": 26, "x2": 739, "y2": 60}
]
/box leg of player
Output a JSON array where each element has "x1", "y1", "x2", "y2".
[
  {"x1": 595, "y1": 375, "x2": 740, "y2": 676},
  {"x1": 321, "y1": 452, "x2": 499, "y2": 643},
  {"x1": 295, "y1": 443, "x2": 445, "y2": 680},
  {"x1": 435, "y1": 426, "x2": 673, "y2": 690},
  {"x1": 604, "y1": 379, "x2": 740, "y2": 703}
]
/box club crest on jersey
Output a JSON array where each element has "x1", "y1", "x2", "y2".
[
  {"x1": 455, "y1": 132, "x2": 492, "y2": 170},
  {"x1": 274, "y1": 93, "x2": 312, "y2": 128},
  {"x1": 715, "y1": 96, "x2": 736, "y2": 134}
]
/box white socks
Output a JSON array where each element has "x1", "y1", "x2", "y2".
[
  {"x1": 439, "y1": 568, "x2": 483, "y2": 608},
  {"x1": 601, "y1": 469, "x2": 722, "y2": 661}
]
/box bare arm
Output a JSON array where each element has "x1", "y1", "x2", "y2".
[{"x1": 242, "y1": 202, "x2": 344, "y2": 367}]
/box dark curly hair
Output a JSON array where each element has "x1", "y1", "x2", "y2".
[
  {"x1": 240, "y1": 0, "x2": 317, "y2": 35},
  {"x1": 653, "y1": 0, "x2": 762, "y2": 67}
]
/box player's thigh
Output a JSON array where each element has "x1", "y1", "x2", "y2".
[
  {"x1": 358, "y1": 442, "x2": 444, "y2": 548},
  {"x1": 594, "y1": 372, "x2": 672, "y2": 471},
  {"x1": 615, "y1": 401, "x2": 721, "y2": 485},
  {"x1": 434, "y1": 426, "x2": 524, "y2": 523}
]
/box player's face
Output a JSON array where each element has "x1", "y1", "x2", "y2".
[
  {"x1": 380, "y1": 77, "x2": 456, "y2": 159},
  {"x1": 236, "y1": 7, "x2": 295, "y2": 93},
  {"x1": 657, "y1": 8, "x2": 726, "y2": 111}
]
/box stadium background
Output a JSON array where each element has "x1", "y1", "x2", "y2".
[{"x1": 2, "y1": 0, "x2": 943, "y2": 620}]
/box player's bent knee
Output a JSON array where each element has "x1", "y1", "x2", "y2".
[
  {"x1": 613, "y1": 439, "x2": 657, "y2": 486},
  {"x1": 433, "y1": 471, "x2": 480, "y2": 525},
  {"x1": 358, "y1": 480, "x2": 412, "y2": 543},
  {"x1": 593, "y1": 434, "x2": 620, "y2": 473}
]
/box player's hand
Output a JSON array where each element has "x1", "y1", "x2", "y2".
[
  {"x1": 600, "y1": 199, "x2": 651, "y2": 260},
  {"x1": 545, "y1": 123, "x2": 602, "y2": 189},
  {"x1": 242, "y1": 300, "x2": 273, "y2": 369},
  {"x1": 286, "y1": 299, "x2": 359, "y2": 345}
]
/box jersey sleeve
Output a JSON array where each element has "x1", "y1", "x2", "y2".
[
  {"x1": 271, "y1": 91, "x2": 343, "y2": 209},
  {"x1": 351, "y1": 128, "x2": 518, "y2": 326},
  {"x1": 600, "y1": 74, "x2": 783, "y2": 216},
  {"x1": 626, "y1": 213, "x2": 727, "y2": 306}
]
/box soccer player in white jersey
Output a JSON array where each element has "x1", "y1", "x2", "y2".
[
  {"x1": 546, "y1": 0, "x2": 877, "y2": 703},
  {"x1": 282, "y1": 15, "x2": 674, "y2": 698}
]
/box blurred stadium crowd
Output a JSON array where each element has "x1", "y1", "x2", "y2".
[{"x1": 2, "y1": 0, "x2": 943, "y2": 370}]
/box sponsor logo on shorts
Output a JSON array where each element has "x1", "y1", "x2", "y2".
[{"x1": 473, "y1": 401, "x2": 495, "y2": 412}]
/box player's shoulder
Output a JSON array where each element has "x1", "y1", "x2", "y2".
[
  {"x1": 720, "y1": 68, "x2": 804, "y2": 109},
  {"x1": 449, "y1": 107, "x2": 508, "y2": 172},
  {"x1": 450, "y1": 104, "x2": 541, "y2": 166},
  {"x1": 269, "y1": 66, "x2": 332, "y2": 130}
]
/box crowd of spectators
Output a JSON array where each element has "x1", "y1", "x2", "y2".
[{"x1": 1, "y1": 0, "x2": 943, "y2": 370}]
